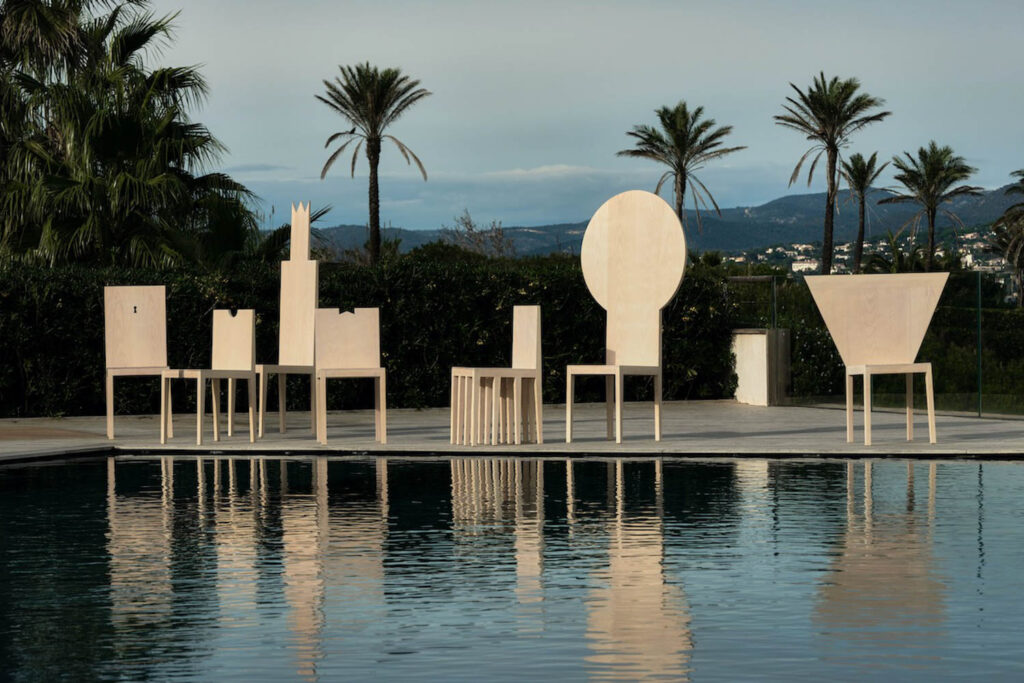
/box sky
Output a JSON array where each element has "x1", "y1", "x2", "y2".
[{"x1": 149, "y1": 0, "x2": 1024, "y2": 230}]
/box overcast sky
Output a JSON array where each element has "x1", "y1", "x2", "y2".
[{"x1": 150, "y1": 0, "x2": 1024, "y2": 229}]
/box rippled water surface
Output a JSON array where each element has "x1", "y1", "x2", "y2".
[{"x1": 2, "y1": 456, "x2": 1024, "y2": 680}]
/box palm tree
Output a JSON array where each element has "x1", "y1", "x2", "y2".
[
  {"x1": 616, "y1": 101, "x2": 745, "y2": 237},
  {"x1": 986, "y1": 169, "x2": 1024, "y2": 306},
  {"x1": 774, "y1": 72, "x2": 890, "y2": 274},
  {"x1": 864, "y1": 230, "x2": 926, "y2": 274},
  {"x1": 840, "y1": 152, "x2": 888, "y2": 273},
  {"x1": 879, "y1": 141, "x2": 982, "y2": 271},
  {"x1": 317, "y1": 63, "x2": 431, "y2": 265}
]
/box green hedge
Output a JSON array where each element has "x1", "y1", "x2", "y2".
[{"x1": 0, "y1": 257, "x2": 738, "y2": 418}]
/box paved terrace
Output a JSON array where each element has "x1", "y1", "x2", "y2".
[{"x1": 2, "y1": 400, "x2": 1024, "y2": 464}]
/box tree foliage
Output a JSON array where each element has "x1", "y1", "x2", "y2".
[
  {"x1": 0, "y1": 0, "x2": 258, "y2": 267},
  {"x1": 840, "y1": 151, "x2": 888, "y2": 273}
]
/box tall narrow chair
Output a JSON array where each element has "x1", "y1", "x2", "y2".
[
  {"x1": 256, "y1": 202, "x2": 319, "y2": 437},
  {"x1": 104, "y1": 285, "x2": 171, "y2": 439},
  {"x1": 161, "y1": 309, "x2": 257, "y2": 445},
  {"x1": 314, "y1": 308, "x2": 387, "y2": 445},
  {"x1": 451, "y1": 305, "x2": 544, "y2": 446},
  {"x1": 565, "y1": 190, "x2": 687, "y2": 444},
  {"x1": 806, "y1": 273, "x2": 948, "y2": 445}
]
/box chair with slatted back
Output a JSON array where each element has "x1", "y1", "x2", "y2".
[
  {"x1": 314, "y1": 308, "x2": 387, "y2": 445},
  {"x1": 160, "y1": 309, "x2": 257, "y2": 445},
  {"x1": 565, "y1": 190, "x2": 687, "y2": 444},
  {"x1": 451, "y1": 305, "x2": 543, "y2": 446}
]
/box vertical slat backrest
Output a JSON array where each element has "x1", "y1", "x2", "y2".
[
  {"x1": 212, "y1": 309, "x2": 255, "y2": 371},
  {"x1": 511, "y1": 305, "x2": 541, "y2": 370},
  {"x1": 279, "y1": 260, "x2": 318, "y2": 365},
  {"x1": 314, "y1": 308, "x2": 380, "y2": 369},
  {"x1": 104, "y1": 285, "x2": 167, "y2": 369}
]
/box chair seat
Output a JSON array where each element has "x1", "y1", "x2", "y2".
[
  {"x1": 566, "y1": 364, "x2": 660, "y2": 376},
  {"x1": 165, "y1": 368, "x2": 256, "y2": 380},
  {"x1": 108, "y1": 366, "x2": 167, "y2": 377},
  {"x1": 317, "y1": 367, "x2": 385, "y2": 379},
  {"x1": 847, "y1": 362, "x2": 931, "y2": 376},
  {"x1": 452, "y1": 366, "x2": 540, "y2": 379},
  {"x1": 256, "y1": 364, "x2": 314, "y2": 375}
]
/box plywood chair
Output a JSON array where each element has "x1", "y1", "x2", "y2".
[
  {"x1": 256, "y1": 203, "x2": 319, "y2": 438},
  {"x1": 451, "y1": 305, "x2": 543, "y2": 446},
  {"x1": 160, "y1": 309, "x2": 257, "y2": 445},
  {"x1": 566, "y1": 190, "x2": 687, "y2": 444},
  {"x1": 314, "y1": 308, "x2": 386, "y2": 445},
  {"x1": 104, "y1": 285, "x2": 170, "y2": 439},
  {"x1": 805, "y1": 273, "x2": 949, "y2": 445}
]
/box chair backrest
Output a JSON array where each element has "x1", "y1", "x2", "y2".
[
  {"x1": 290, "y1": 201, "x2": 311, "y2": 262},
  {"x1": 212, "y1": 309, "x2": 255, "y2": 371},
  {"x1": 511, "y1": 305, "x2": 541, "y2": 370},
  {"x1": 315, "y1": 308, "x2": 380, "y2": 369},
  {"x1": 805, "y1": 273, "x2": 948, "y2": 366},
  {"x1": 580, "y1": 190, "x2": 687, "y2": 366},
  {"x1": 279, "y1": 260, "x2": 318, "y2": 366},
  {"x1": 104, "y1": 285, "x2": 167, "y2": 369}
]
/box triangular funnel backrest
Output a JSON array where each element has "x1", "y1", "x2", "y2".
[
  {"x1": 212, "y1": 309, "x2": 255, "y2": 371},
  {"x1": 580, "y1": 190, "x2": 686, "y2": 366},
  {"x1": 805, "y1": 273, "x2": 948, "y2": 366},
  {"x1": 104, "y1": 285, "x2": 167, "y2": 369},
  {"x1": 279, "y1": 260, "x2": 318, "y2": 365},
  {"x1": 315, "y1": 308, "x2": 380, "y2": 369},
  {"x1": 511, "y1": 305, "x2": 541, "y2": 370}
]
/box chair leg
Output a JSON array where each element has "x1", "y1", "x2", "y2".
[
  {"x1": 925, "y1": 366, "x2": 936, "y2": 444},
  {"x1": 211, "y1": 378, "x2": 221, "y2": 442},
  {"x1": 450, "y1": 372, "x2": 458, "y2": 445},
  {"x1": 514, "y1": 377, "x2": 523, "y2": 445},
  {"x1": 470, "y1": 375, "x2": 480, "y2": 447},
  {"x1": 166, "y1": 382, "x2": 173, "y2": 440},
  {"x1": 654, "y1": 373, "x2": 663, "y2": 442},
  {"x1": 489, "y1": 379, "x2": 498, "y2": 446},
  {"x1": 258, "y1": 370, "x2": 267, "y2": 439},
  {"x1": 863, "y1": 373, "x2": 872, "y2": 447},
  {"x1": 106, "y1": 372, "x2": 115, "y2": 439},
  {"x1": 565, "y1": 373, "x2": 574, "y2": 444},
  {"x1": 247, "y1": 377, "x2": 256, "y2": 444},
  {"x1": 309, "y1": 373, "x2": 317, "y2": 435},
  {"x1": 278, "y1": 374, "x2": 287, "y2": 434},
  {"x1": 906, "y1": 373, "x2": 914, "y2": 441},
  {"x1": 160, "y1": 377, "x2": 168, "y2": 445},
  {"x1": 316, "y1": 375, "x2": 327, "y2": 445},
  {"x1": 533, "y1": 376, "x2": 544, "y2": 445},
  {"x1": 615, "y1": 371, "x2": 624, "y2": 444},
  {"x1": 227, "y1": 377, "x2": 235, "y2": 437},
  {"x1": 461, "y1": 376, "x2": 470, "y2": 446},
  {"x1": 605, "y1": 375, "x2": 614, "y2": 440},
  {"x1": 196, "y1": 377, "x2": 204, "y2": 446},
  {"x1": 378, "y1": 373, "x2": 388, "y2": 445},
  {"x1": 845, "y1": 373, "x2": 854, "y2": 443}
]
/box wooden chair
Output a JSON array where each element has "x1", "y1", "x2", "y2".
[
  {"x1": 256, "y1": 203, "x2": 319, "y2": 438},
  {"x1": 451, "y1": 305, "x2": 544, "y2": 446},
  {"x1": 314, "y1": 308, "x2": 387, "y2": 445},
  {"x1": 805, "y1": 273, "x2": 949, "y2": 445},
  {"x1": 566, "y1": 190, "x2": 687, "y2": 444},
  {"x1": 160, "y1": 309, "x2": 257, "y2": 445},
  {"x1": 104, "y1": 285, "x2": 170, "y2": 440}
]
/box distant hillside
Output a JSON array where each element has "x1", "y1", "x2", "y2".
[{"x1": 318, "y1": 185, "x2": 1019, "y2": 256}]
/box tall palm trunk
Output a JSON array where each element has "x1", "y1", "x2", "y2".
[
  {"x1": 853, "y1": 195, "x2": 866, "y2": 274},
  {"x1": 367, "y1": 137, "x2": 382, "y2": 264},
  {"x1": 673, "y1": 174, "x2": 685, "y2": 223},
  {"x1": 925, "y1": 207, "x2": 937, "y2": 271},
  {"x1": 821, "y1": 147, "x2": 838, "y2": 274}
]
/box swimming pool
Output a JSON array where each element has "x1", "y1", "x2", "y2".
[{"x1": 1, "y1": 456, "x2": 1021, "y2": 679}]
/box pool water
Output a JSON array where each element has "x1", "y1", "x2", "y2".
[{"x1": 1, "y1": 456, "x2": 1022, "y2": 680}]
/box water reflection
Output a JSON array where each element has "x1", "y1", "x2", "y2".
[{"x1": 815, "y1": 461, "x2": 946, "y2": 658}]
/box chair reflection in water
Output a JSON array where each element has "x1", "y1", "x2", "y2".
[{"x1": 566, "y1": 190, "x2": 687, "y2": 444}]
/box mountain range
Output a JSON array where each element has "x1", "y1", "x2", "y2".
[{"x1": 317, "y1": 185, "x2": 1020, "y2": 256}]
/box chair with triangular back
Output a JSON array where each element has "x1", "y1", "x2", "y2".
[
  {"x1": 451, "y1": 305, "x2": 543, "y2": 446},
  {"x1": 160, "y1": 309, "x2": 257, "y2": 445},
  {"x1": 256, "y1": 202, "x2": 319, "y2": 438},
  {"x1": 806, "y1": 273, "x2": 948, "y2": 445},
  {"x1": 314, "y1": 308, "x2": 387, "y2": 445},
  {"x1": 565, "y1": 190, "x2": 687, "y2": 444},
  {"x1": 104, "y1": 285, "x2": 171, "y2": 439}
]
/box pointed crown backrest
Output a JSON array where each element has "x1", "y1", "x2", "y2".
[
  {"x1": 212, "y1": 309, "x2": 255, "y2": 371},
  {"x1": 805, "y1": 273, "x2": 949, "y2": 366},
  {"x1": 290, "y1": 202, "x2": 311, "y2": 262},
  {"x1": 279, "y1": 259, "x2": 318, "y2": 365},
  {"x1": 580, "y1": 190, "x2": 686, "y2": 366},
  {"x1": 511, "y1": 305, "x2": 541, "y2": 370},
  {"x1": 314, "y1": 308, "x2": 380, "y2": 369},
  {"x1": 104, "y1": 285, "x2": 167, "y2": 369}
]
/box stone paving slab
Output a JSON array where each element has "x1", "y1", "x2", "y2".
[{"x1": 1, "y1": 401, "x2": 1023, "y2": 464}]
